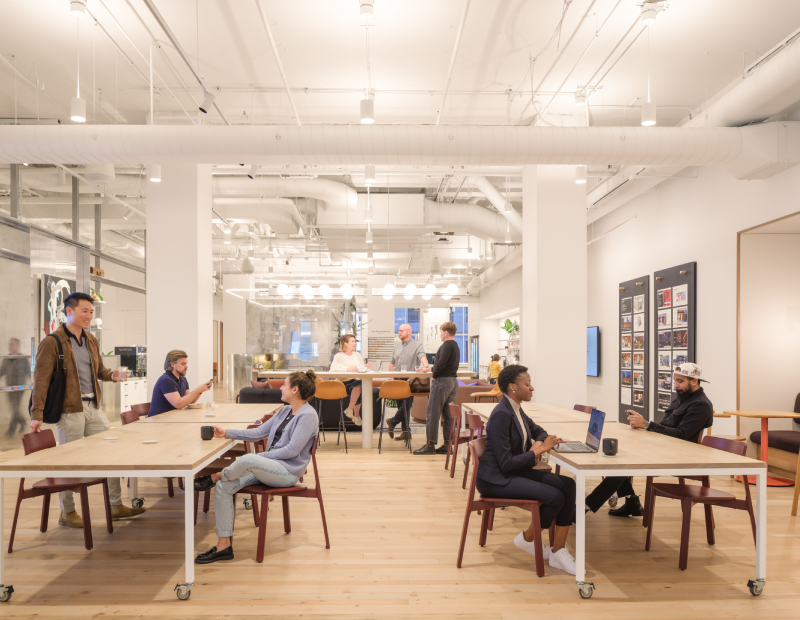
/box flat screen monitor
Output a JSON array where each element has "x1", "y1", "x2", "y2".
[{"x1": 587, "y1": 326, "x2": 600, "y2": 377}]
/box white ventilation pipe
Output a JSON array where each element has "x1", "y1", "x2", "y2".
[
  {"x1": 0, "y1": 125, "x2": 743, "y2": 167},
  {"x1": 423, "y1": 199, "x2": 520, "y2": 243},
  {"x1": 466, "y1": 245, "x2": 522, "y2": 295},
  {"x1": 0, "y1": 168, "x2": 145, "y2": 195},
  {"x1": 211, "y1": 197, "x2": 303, "y2": 235},
  {"x1": 212, "y1": 175, "x2": 356, "y2": 211},
  {"x1": 466, "y1": 176, "x2": 522, "y2": 235}
]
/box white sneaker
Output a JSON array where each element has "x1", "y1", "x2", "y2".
[
  {"x1": 352, "y1": 415, "x2": 363, "y2": 427},
  {"x1": 343, "y1": 409, "x2": 354, "y2": 420},
  {"x1": 548, "y1": 547, "x2": 577, "y2": 576},
  {"x1": 514, "y1": 531, "x2": 550, "y2": 561}
]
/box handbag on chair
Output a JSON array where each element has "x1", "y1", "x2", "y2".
[{"x1": 408, "y1": 377, "x2": 431, "y2": 394}]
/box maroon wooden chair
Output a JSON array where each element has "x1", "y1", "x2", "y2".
[
  {"x1": 130, "y1": 402, "x2": 150, "y2": 418},
  {"x1": 445, "y1": 403, "x2": 477, "y2": 478},
  {"x1": 232, "y1": 437, "x2": 330, "y2": 563},
  {"x1": 644, "y1": 436, "x2": 755, "y2": 570},
  {"x1": 457, "y1": 437, "x2": 545, "y2": 577},
  {"x1": 120, "y1": 412, "x2": 183, "y2": 496},
  {"x1": 573, "y1": 404, "x2": 595, "y2": 414},
  {"x1": 9, "y1": 430, "x2": 112, "y2": 553},
  {"x1": 460, "y1": 413, "x2": 485, "y2": 489}
]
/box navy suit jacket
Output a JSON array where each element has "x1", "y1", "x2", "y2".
[{"x1": 477, "y1": 396, "x2": 549, "y2": 487}]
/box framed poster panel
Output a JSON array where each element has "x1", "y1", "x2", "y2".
[
  {"x1": 653, "y1": 261, "x2": 697, "y2": 422},
  {"x1": 619, "y1": 276, "x2": 649, "y2": 423}
]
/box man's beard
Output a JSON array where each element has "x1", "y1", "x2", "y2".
[
  {"x1": 676, "y1": 386, "x2": 693, "y2": 400},
  {"x1": 176, "y1": 368, "x2": 186, "y2": 377}
]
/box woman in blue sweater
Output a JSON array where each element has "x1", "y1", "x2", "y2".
[{"x1": 193, "y1": 370, "x2": 320, "y2": 564}]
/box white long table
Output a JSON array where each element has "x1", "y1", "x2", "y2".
[
  {"x1": 545, "y1": 422, "x2": 768, "y2": 599},
  {"x1": 258, "y1": 370, "x2": 476, "y2": 449}
]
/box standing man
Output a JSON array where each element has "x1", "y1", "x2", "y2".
[
  {"x1": 413, "y1": 321, "x2": 460, "y2": 455},
  {"x1": 147, "y1": 350, "x2": 212, "y2": 417},
  {"x1": 30, "y1": 292, "x2": 146, "y2": 528},
  {"x1": 583, "y1": 363, "x2": 713, "y2": 517},
  {"x1": 386, "y1": 323, "x2": 428, "y2": 441},
  {"x1": 1, "y1": 337, "x2": 30, "y2": 437}
]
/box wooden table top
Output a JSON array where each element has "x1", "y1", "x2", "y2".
[
  {"x1": 0, "y1": 422, "x2": 251, "y2": 473},
  {"x1": 723, "y1": 410, "x2": 800, "y2": 419},
  {"x1": 461, "y1": 401, "x2": 609, "y2": 424},
  {"x1": 140, "y1": 403, "x2": 282, "y2": 424},
  {"x1": 546, "y1": 422, "x2": 767, "y2": 471},
  {"x1": 257, "y1": 370, "x2": 476, "y2": 380}
]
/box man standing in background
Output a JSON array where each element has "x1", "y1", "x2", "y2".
[
  {"x1": 1, "y1": 337, "x2": 30, "y2": 437},
  {"x1": 386, "y1": 323, "x2": 428, "y2": 441}
]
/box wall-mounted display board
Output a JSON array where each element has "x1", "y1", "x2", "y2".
[
  {"x1": 653, "y1": 261, "x2": 697, "y2": 422},
  {"x1": 619, "y1": 276, "x2": 649, "y2": 423}
]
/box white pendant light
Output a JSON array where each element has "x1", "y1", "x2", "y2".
[
  {"x1": 446, "y1": 283, "x2": 458, "y2": 296},
  {"x1": 431, "y1": 255, "x2": 442, "y2": 275},
  {"x1": 58, "y1": 167, "x2": 67, "y2": 186},
  {"x1": 277, "y1": 283, "x2": 289, "y2": 296},
  {"x1": 360, "y1": 94, "x2": 375, "y2": 124},
  {"x1": 364, "y1": 164, "x2": 376, "y2": 186},
  {"x1": 504, "y1": 202, "x2": 513, "y2": 213},
  {"x1": 319, "y1": 284, "x2": 332, "y2": 299},
  {"x1": 365, "y1": 225, "x2": 373, "y2": 244},
  {"x1": 247, "y1": 164, "x2": 260, "y2": 179},
  {"x1": 123, "y1": 208, "x2": 134, "y2": 220},
  {"x1": 223, "y1": 229, "x2": 231, "y2": 244},
  {"x1": 283, "y1": 286, "x2": 294, "y2": 300},
  {"x1": 404, "y1": 283, "x2": 417, "y2": 298},
  {"x1": 367, "y1": 250, "x2": 373, "y2": 259},
  {"x1": 575, "y1": 165, "x2": 587, "y2": 184},
  {"x1": 383, "y1": 282, "x2": 395, "y2": 298},
  {"x1": 299, "y1": 284, "x2": 313, "y2": 299},
  {"x1": 368, "y1": 263, "x2": 375, "y2": 275},
  {"x1": 70, "y1": 97, "x2": 86, "y2": 123},
  {"x1": 504, "y1": 219, "x2": 511, "y2": 244},
  {"x1": 148, "y1": 164, "x2": 162, "y2": 182},
  {"x1": 70, "y1": 0, "x2": 87, "y2": 16},
  {"x1": 442, "y1": 294, "x2": 452, "y2": 301},
  {"x1": 241, "y1": 249, "x2": 255, "y2": 275},
  {"x1": 71, "y1": 13, "x2": 86, "y2": 123},
  {"x1": 200, "y1": 91, "x2": 215, "y2": 114},
  {"x1": 423, "y1": 283, "x2": 436, "y2": 297},
  {"x1": 574, "y1": 90, "x2": 587, "y2": 106},
  {"x1": 340, "y1": 283, "x2": 354, "y2": 299},
  {"x1": 640, "y1": 4, "x2": 657, "y2": 26},
  {"x1": 360, "y1": 0, "x2": 374, "y2": 23},
  {"x1": 641, "y1": 25, "x2": 656, "y2": 126},
  {"x1": 364, "y1": 185, "x2": 373, "y2": 221}
]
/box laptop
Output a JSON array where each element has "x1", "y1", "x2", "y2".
[{"x1": 553, "y1": 409, "x2": 605, "y2": 453}]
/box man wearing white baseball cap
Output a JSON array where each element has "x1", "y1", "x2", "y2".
[{"x1": 583, "y1": 362, "x2": 714, "y2": 518}]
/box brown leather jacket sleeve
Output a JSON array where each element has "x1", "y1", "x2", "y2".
[
  {"x1": 96, "y1": 354, "x2": 114, "y2": 382},
  {"x1": 31, "y1": 336, "x2": 58, "y2": 421}
]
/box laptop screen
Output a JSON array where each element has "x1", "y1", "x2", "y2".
[{"x1": 585, "y1": 409, "x2": 605, "y2": 450}]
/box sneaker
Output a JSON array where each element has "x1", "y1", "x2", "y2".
[
  {"x1": 110, "y1": 504, "x2": 146, "y2": 520},
  {"x1": 413, "y1": 443, "x2": 437, "y2": 455},
  {"x1": 514, "y1": 531, "x2": 550, "y2": 561},
  {"x1": 387, "y1": 419, "x2": 396, "y2": 439},
  {"x1": 343, "y1": 409, "x2": 354, "y2": 420},
  {"x1": 608, "y1": 495, "x2": 644, "y2": 518},
  {"x1": 548, "y1": 547, "x2": 577, "y2": 575},
  {"x1": 352, "y1": 415, "x2": 363, "y2": 427},
  {"x1": 58, "y1": 510, "x2": 83, "y2": 529}
]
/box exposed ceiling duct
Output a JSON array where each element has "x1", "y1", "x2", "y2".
[
  {"x1": 212, "y1": 175, "x2": 356, "y2": 211},
  {"x1": 466, "y1": 245, "x2": 522, "y2": 295},
  {"x1": 423, "y1": 199, "x2": 520, "y2": 243},
  {"x1": 465, "y1": 176, "x2": 523, "y2": 233}
]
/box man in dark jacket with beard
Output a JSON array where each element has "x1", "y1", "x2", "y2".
[{"x1": 583, "y1": 363, "x2": 713, "y2": 517}]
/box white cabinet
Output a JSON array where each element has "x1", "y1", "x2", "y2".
[{"x1": 119, "y1": 379, "x2": 148, "y2": 413}]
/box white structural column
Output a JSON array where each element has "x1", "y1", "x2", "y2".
[
  {"x1": 146, "y1": 164, "x2": 213, "y2": 402},
  {"x1": 363, "y1": 274, "x2": 396, "y2": 448},
  {"x1": 222, "y1": 274, "x2": 254, "y2": 358},
  {"x1": 521, "y1": 165, "x2": 587, "y2": 407}
]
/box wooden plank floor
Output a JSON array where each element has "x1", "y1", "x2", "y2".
[{"x1": 2, "y1": 430, "x2": 799, "y2": 617}]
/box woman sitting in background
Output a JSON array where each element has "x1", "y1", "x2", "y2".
[
  {"x1": 488, "y1": 354, "x2": 502, "y2": 384},
  {"x1": 193, "y1": 370, "x2": 319, "y2": 564},
  {"x1": 330, "y1": 334, "x2": 370, "y2": 425},
  {"x1": 476, "y1": 364, "x2": 577, "y2": 575}
]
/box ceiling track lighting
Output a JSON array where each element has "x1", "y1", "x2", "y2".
[
  {"x1": 199, "y1": 91, "x2": 215, "y2": 114},
  {"x1": 575, "y1": 165, "x2": 587, "y2": 185},
  {"x1": 364, "y1": 164, "x2": 376, "y2": 186},
  {"x1": 248, "y1": 164, "x2": 260, "y2": 179},
  {"x1": 147, "y1": 163, "x2": 162, "y2": 183}
]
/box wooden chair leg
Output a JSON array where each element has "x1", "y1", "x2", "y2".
[
  {"x1": 256, "y1": 493, "x2": 269, "y2": 563},
  {"x1": 555, "y1": 464, "x2": 561, "y2": 475},
  {"x1": 678, "y1": 498, "x2": 693, "y2": 570},
  {"x1": 178, "y1": 478, "x2": 185, "y2": 491},
  {"x1": 8, "y1": 481, "x2": 25, "y2": 553},
  {"x1": 101, "y1": 480, "x2": 113, "y2": 534},
  {"x1": 445, "y1": 426, "x2": 454, "y2": 471},
  {"x1": 792, "y1": 465, "x2": 800, "y2": 516},
  {"x1": 78, "y1": 486, "x2": 94, "y2": 551},
  {"x1": 488, "y1": 507, "x2": 495, "y2": 531},
  {"x1": 378, "y1": 401, "x2": 385, "y2": 454},
  {"x1": 645, "y1": 488, "x2": 657, "y2": 551},
  {"x1": 339, "y1": 402, "x2": 348, "y2": 454},
  {"x1": 252, "y1": 494, "x2": 260, "y2": 527},
  {"x1": 462, "y1": 447, "x2": 471, "y2": 489},
  {"x1": 642, "y1": 476, "x2": 654, "y2": 529},
  {"x1": 479, "y1": 509, "x2": 490, "y2": 547},
  {"x1": 317, "y1": 490, "x2": 331, "y2": 549},
  {"x1": 531, "y1": 507, "x2": 545, "y2": 578},
  {"x1": 282, "y1": 496, "x2": 291, "y2": 533},
  {"x1": 167, "y1": 477, "x2": 174, "y2": 498},
  {"x1": 457, "y1": 505, "x2": 473, "y2": 568},
  {"x1": 704, "y1": 505, "x2": 715, "y2": 545},
  {"x1": 40, "y1": 492, "x2": 51, "y2": 532}
]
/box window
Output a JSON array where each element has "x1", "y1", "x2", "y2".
[
  {"x1": 449, "y1": 306, "x2": 469, "y2": 364},
  {"x1": 299, "y1": 319, "x2": 311, "y2": 361},
  {"x1": 394, "y1": 308, "x2": 421, "y2": 341}
]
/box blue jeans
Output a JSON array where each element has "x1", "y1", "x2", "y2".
[{"x1": 214, "y1": 454, "x2": 299, "y2": 537}]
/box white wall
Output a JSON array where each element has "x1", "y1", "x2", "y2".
[
  {"x1": 587, "y1": 165, "x2": 800, "y2": 435},
  {"x1": 739, "y1": 233, "x2": 800, "y2": 439},
  {"x1": 478, "y1": 267, "x2": 521, "y2": 378},
  {"x1": 94, "y1": 261, "x2": 145, "y2": 354},
  {"x1": 222, "y1": 274, "x2": 253, "y2": 358}
]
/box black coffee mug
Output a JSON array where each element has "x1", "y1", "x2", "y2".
[
  {"x1": 603, "y1": 438, "x2": 618, "y2": 456},
  {"x1": 200, "y1": 426, "x2": 214, "y2": 440}
]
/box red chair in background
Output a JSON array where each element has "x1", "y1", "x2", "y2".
[
  {"x1": 8, "y1": 430, "x2": 113, "y2": 553},
  {"x1": 445, "y1": 403, "x2": 476, "y2": 479},
  {"x1": 460, "y1": 413, "x2": 485, "y2": 489},
  {"x1": 130, "y1": 402, "x2": 150, "y2": 418}
]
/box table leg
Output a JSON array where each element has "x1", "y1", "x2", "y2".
[
  {"x1": 174, "y1": 480, "x2": 195, "y2": 600},
  {"x1": 361, "y1": 377, "x2": 373, "y2": 449},
  {"x1": 575, "y1": 473, "x2": 592, "y2": 598},
  {"x1": 747, "y1": 470, "x2": 768, "y2": 597},
  {"x1": 742, "y1": 418, "x2": 795, "y2": 487}
]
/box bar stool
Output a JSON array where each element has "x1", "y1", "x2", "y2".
[
  {"x1": 472, "y1": 384, "x2": 501, "y2": 403},
  {"x1": 314, "y1": 380, "x2": 349, "y2": 453},
  {"x1": 378, "y1": 380, "x2": 412, "y2": 454}
]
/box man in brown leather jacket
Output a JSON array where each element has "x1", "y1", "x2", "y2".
[{"x1": 30, "y1": 292, "x2": 145, "y2": 528}]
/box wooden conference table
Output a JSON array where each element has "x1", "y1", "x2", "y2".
[
  {"x1": 140, "y1": 403, "x2": 282, "y2": 425},
  {"x1": 461, "y1": 401, "x2": 611, "y2": 424},
  {"x1": 546, "y1": 422, "x2": 767, "y2": 599},
  {"x1": 258, "y1": 370, "x2": 476, "y2": 449}
]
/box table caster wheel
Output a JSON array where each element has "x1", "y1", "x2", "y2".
[
  {"x1": 578, "y1": 582, "x2": 594, "y2": 599},
  {"x1": 0, "y1": 585, "x2": 14, "y2": 603},
  {"x1": 608, "y1": 495, "x2": 618, "y2": 508},
  {"x1": 243, "y1": 498, "x2": 253, "y2": 510},
  {"x1": 132, "y1": 498, "x2": 144, "y2": 509},
  {"x1": 174, "y1": 583, "x2": 193, "y2": 600},
  {"x1": 748, "y1": 579, "x2": 765, "y2": 596}
]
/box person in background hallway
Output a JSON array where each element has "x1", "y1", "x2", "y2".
[
  {"x1": 330, "y1": 333, "x2": 369, "y2": 426},
  {"x1": 583, "y1": 363, "x2": 713, "y2": 517},
  {"x1": 148, "y1": 349, "x2": 212, "y2": 417},
  {"x1": 476, "y1": 364, "x2": 577, "y2": 575},
  {"x1": 413, "y1": 322, "x2": 460, "y2": 455},
  {"x1": 1, "y1": 337, "x2": 30, "y2": 437},
  {"x1": 386, "y1": 323, "x2": 428, "y2": 441},
  {"x1": 30, "y1": 292, "x2": 145, "y2": 528},
  {"x1": 489, "y1": 354, "x2": 502, "y2": 384}
]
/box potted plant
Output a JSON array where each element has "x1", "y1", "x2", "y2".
[{"x1": 501, "y1": 318, "x2": 519, "y2": 338}]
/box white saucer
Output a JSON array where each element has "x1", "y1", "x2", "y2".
[{"x1": 104, "y1": 437, "x2": 119, "y2": 440}]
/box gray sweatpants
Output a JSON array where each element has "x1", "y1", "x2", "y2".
[{"x1": 425, "y1": 376, "x2": 459, "y2": 445}]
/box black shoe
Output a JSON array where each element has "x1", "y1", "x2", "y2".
[
  {"x1": 608, "y1": 495, "x2": 644, "y2": 517},
  {"x1": 394, "y1": 430, "x2": 409, "y2": 441},
  {"x1": 413, "y1": 444, "x2": 437, "y2": 455},
  {"x1": 435, "y1": 445, "x2": 449, "y2": 454},
  {"x1": 387, "y1": 419, "x2": 396, "y2": 439},
  {"x1": 194, "y1": 545, "x2": 234, "y2": 564},
  {"x1": 194, "y1": 475, "x2": 216, "y2": 492}
]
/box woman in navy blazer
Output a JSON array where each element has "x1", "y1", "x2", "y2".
[{"x1": 476, "y1": 364, "x2": 578, "y2": 575}]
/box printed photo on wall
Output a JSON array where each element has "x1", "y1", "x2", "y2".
[
  {"x1": 673, "y1": 306, "x2": 688, "y2": 328},
  {"x1": 658, "y1": 353, "x2": 671, "y2": 370},
  {"x1": 633, "y1": 294, "x2": 645, "y2": 313},
  {"x1": 672, "y1": 350, "x2": 689, "y2": 367},
  {"x1": 621, "y1": 334, "x2": 632, "y2": 350},
  {"x1": 621, "y1": 388, "x2": 632, "y2": 406},
  {"x1": 633, "y1": 335, "x2": 645, "y2": 350},
  {"x1": 633, "y1": 313, "x2": 645, "y2": 332},
  {"x1": 658, "y1": 331, "x2": 672, "y2": 349},
  {"x1": 658, "y1": 371, "x2": 673, "y2": 391},
  {"x1": 633, "y1": 390, "x2": 644, "y2": 406},
  {"x1": 621, "y1": 370, "x2": 632, "y2": 387},
  {"x1": 621, "y1": 314, "x2": 632, "y2": 332},
  {"x1": 657, "y1": 309, "x2": 671, "y2": 329},
  {"x1": 633, "y1": 371, "x2": 645, "y2": 387},
  {"x1": 621, "y1": 352, "x2": 632, "y2": 369},
  {"x1": 673, "y1": 284, "x2": 688, "y2": 305},
  {"x1": 621, "y1": 297, "x2": 632, "y2": 314},
  {"x1": 657, "y1": 288, "x2": 672, "y2": 309},
  {"x1": 673, "y1": 329, "x2": 688, "y2": 349},
  {"x1": 633, "y1": 352, "x2": 644, "y2": 369},
  {"x1": 658, "y1": 392, "x2": 673, "y2": 410}
]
